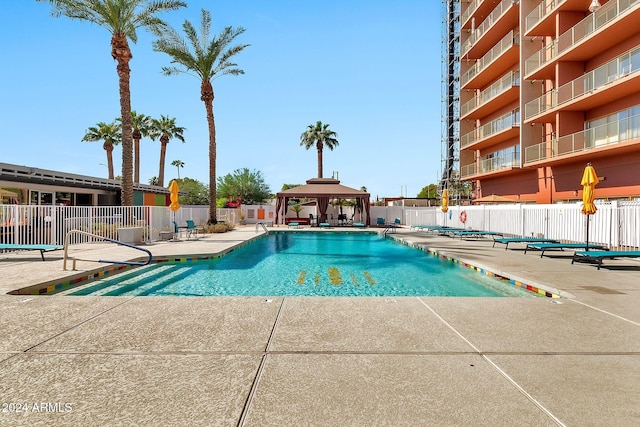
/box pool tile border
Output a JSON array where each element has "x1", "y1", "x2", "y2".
[
  {"x1": 388, "y1": 236, "x2": 562, "y2": 299},
  {"x1": 11, "y1": 234, "x2": 267, "y2": 296}
]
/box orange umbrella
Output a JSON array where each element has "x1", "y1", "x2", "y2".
[
  {"x1": 441, "y1": 189, "x2": 449, "y2": 213},
  {"x1": 169, "y1": 180, "x2": 181, "y2": 212},
  {"x1": 580, "y1": 163, "x2": 598, "y2": 250}
]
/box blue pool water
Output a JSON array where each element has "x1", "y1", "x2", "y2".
[{"x1": 69, "y1": 233, "x2": 535, "y2": 297}]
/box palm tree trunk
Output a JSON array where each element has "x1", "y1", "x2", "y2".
[
  {"x1": 105, "y1": 146, "x2": 115, "y2": 180},
  {"x1": 133, "y1": 133, "x2": 141, "y2": 183},
  {"x1": 202, "y1": 80, "x2": 217, "y2": 224},
  {"x1": 158, "y1": 137, "x2": 168, "y2": 187},
  {"x1": 112, "y1": 35, "x2": 134, "y2": 206},
  {"x1": 317, "y1": 141, "x2": 323, "y2": 178}
]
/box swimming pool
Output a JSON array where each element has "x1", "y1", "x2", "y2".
[{"x1": 68, "y1": 232, "x2": 536, "y2": 297}]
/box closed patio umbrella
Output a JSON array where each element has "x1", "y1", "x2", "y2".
[
  {"x1": 580, "y1": 163, "x2": 599, "y2": 250},
  {"x1": 169, "y1": 180, "x2": 181, "y2": 212},
  {"x1": 169, "y1": 180, "x2": 181, "y2": 239},
  {"x1": 441, "y1": 189, "x2": 449, "y2": 213}
]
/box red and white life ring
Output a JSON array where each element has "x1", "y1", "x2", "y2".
[{"x1": 459, "y1": 211, "x2": 467, "y2": 224}]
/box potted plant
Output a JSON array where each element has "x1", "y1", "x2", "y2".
[{"x1": 238, "y1": 209, "x2": 246, "y2": 225}]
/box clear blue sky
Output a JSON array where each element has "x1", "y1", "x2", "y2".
[{"x1": 1, "y1": 1, "x2": 442, "y2": 199}]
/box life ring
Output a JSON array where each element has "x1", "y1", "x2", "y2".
[{"x1": 459, "y1": 211, "x2": 467, "y2": 224}]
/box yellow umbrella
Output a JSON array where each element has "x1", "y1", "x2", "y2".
[
  {"x1": 580, "y1": 163, "x2": 599, "y2": 250},
  {"x1": 169, "y1": 180, "x2": 181, "y2": 212},
  {"x1": 580, "y1": 163, "x2": 599, "y2": 215},
  {"x1": 441, "y1": 189, "x2": 449, "y2": 213}
]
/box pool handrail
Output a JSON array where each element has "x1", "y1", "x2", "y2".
[
  {"x1": 63, "y1": 229, "x2": 153, "y2": 271},
  {"x1": 256, "y1": 222, "x2": 269, "y2": 234}
]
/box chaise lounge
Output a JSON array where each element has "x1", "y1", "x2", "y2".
[
  {"x1": 0, "y1": 244, "x2": 63, "y2": 261},
  {"x1": 449, "y1": 230, "x2": 503, "y2": 239},
  {"x1": 571, "y1": 250, "x2": 640, "y2": 270},
  {"x1": 524, "y1": 242, "x2": 608, "y2": 257},
  {"x1": 492, "y1": 237, "x2": 559, "y2": 250}
]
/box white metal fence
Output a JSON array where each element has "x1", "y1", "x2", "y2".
[
  {"x1": 404, "y1": 201, "x2": 640, "y2": 250},
  {"x1": 2, "y1": 202, "x2": 639, "y2": 250},
  {"x1": 0, "y1": 205, "x2": 233, "y2": 246}
]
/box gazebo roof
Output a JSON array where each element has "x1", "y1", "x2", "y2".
[
  {"x1": 276, "y1": 178, "x2": 369, "y2": 198},
  {"x1": 275, "y1": 178, "x2": 371, "y2": 224}
]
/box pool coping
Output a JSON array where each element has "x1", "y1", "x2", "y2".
[{"x1": 386, "y1": 235, "x2": 569, "y2": 299}]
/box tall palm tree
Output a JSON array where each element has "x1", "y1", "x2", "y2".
[
  {"x1": 118, "y1": 111, "x2": 152, "y2": 183},
  {"x1": 149, "y1": 115, "x2": 185, "y2": 187},
  {"x1": 300, "y1": 121, "x2": 339, "y2": 178},
  {"x1": 82, "y1": 121, "x2": 122, "y2": 179},
  {"x1": 171, "y1": 159, "x2": 185, "y2": 179},
  {"x1": 153, "y1": 9, "x2": 249, "y2": 224},
  {"x1": 37, "y1": 0, "x2": 187, "y2": 205}
]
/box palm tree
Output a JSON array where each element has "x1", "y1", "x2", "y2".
[
  {"x1": 300, "y1": 121, "x2": 339, "y2": 178},
  {"x1": 38, "y1": 0, "x2": 187, "y2": 205},
  {"x1": 82, "y1": 122, "x2": 121, "y2": 179},
  {"x1": 118, "y1": 111, "x2": 151, "y2": 183},
  {"x1": 149, "y1": 115, "x2": 185, "y2": 187},
  {"x1": 153, "y1": 9, "x2": 249, "y2": 224},
  {"x1": 171, "y1": 159, "x2": 185, "y2": 179}
]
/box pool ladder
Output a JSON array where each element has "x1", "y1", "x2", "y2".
[
  {"x1": 382, "y1": 224, "x2": 396, "y2": 238},
  {"x1": 255, "y1": 222, "x2": 269, "y2": 234},
  {"x1": 63, "y1": 229, "x2": 152, "y2": 271}
]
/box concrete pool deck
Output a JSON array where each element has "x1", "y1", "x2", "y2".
[{"x1": 0, "y1": 226, "x2": 638, "y2": 426}]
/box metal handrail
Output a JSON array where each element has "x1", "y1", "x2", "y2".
[
  {"x1": 255, "y1": 222, "x2": 269, "y2": 234},
  {"x1": 63, "y1": 229, "x2": 152, "y2": 271}
]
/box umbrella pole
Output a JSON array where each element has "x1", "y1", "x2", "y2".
[{"x1": 585, "y1": 214, "x2": 590, "y2": 251}]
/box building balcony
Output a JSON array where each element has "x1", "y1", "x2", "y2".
[
  {"x1": 461, "y1": 0, "x2": 497, "y2": 29},
  {"x1": 525, "y1": 0, "x2": 640, "y2": 79},
  {"x1": 525, "y1": 46, "x2": 640, "y2": 122},
  {"x1": 461, "y1": 0, "x2": 519, "y2": 58},
  {"x1": 460, "y1": 148, "x2": 520, "y2": 180},
  {"x1": 524, "y1": 113, "x2": 640, "y2": 165},
  {"x1": 461, "y1": 29, "x2": 520, "y2": 89},
  {"x1": 525, "y1": 0, "x2": 571, "y2": 36},
  {"x1": 461, "y1": 109, "x2": 520, "y2": 150},
  {"x1": 461, "y1": 70, "x2": 520, "y2": 119}
]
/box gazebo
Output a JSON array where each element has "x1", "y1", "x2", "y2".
[{"x1": 275, "y1": 178, "x2": 371, "y2": 225}]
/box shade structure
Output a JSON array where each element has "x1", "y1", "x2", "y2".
[
  {"x1": 169, "y1": 180, "x2": 181, "y2": 212},
  {"x1": 580, "y1": 163, "x2": 599, "y2": 251},
  {"x1": 441, "y1": 189, "x2": 449, "y2": 213},
  {"x1": 275, "y1": 178, "x2": 370, "y2": 225}
]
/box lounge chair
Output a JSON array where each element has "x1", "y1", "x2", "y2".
[
  {"x1": 319, "y1": 222, "x2": 331, "y2": 228},
  {"x1": 410, "y1": 224, "x2": 436, "y2": 231},
  {"x1": 0, "y1": 244, "x2": 63, "y2": 261},
  {"x1": 572, "y1": 250, "x2": 640, "y2": 270},
  {"x1": 438, "y1": 227, "x2": 467, "y2": 236},
  {"x1": 450, "y1": 230, "x2": 502, "y2": 239},
  {"x1": 492, "y1": 237, "x2": 559, "y2": 250},
  {"x1": 525, "y1": 243, "x2": 608, "y2": 257},
  {"x1": 288, "y1": 222, "x2": 300, "y2": 228},
  {"x1": 353, "y1": 222, "x2": 366, "y2": 227}
]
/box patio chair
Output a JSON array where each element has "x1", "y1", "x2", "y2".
[
  {"x1": 376, "y1": 217, "x2": 385, "y2": 226},
  {"x1": 185, "y1": 220, "x2": 205, "y2": 239},
  {"x1": 172, "y1": 221, "x2": 188, "y2": 239}
]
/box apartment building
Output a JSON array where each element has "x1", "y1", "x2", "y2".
[{"x1": 458, "y1": 0, "x2": 640, "y2": 203}]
